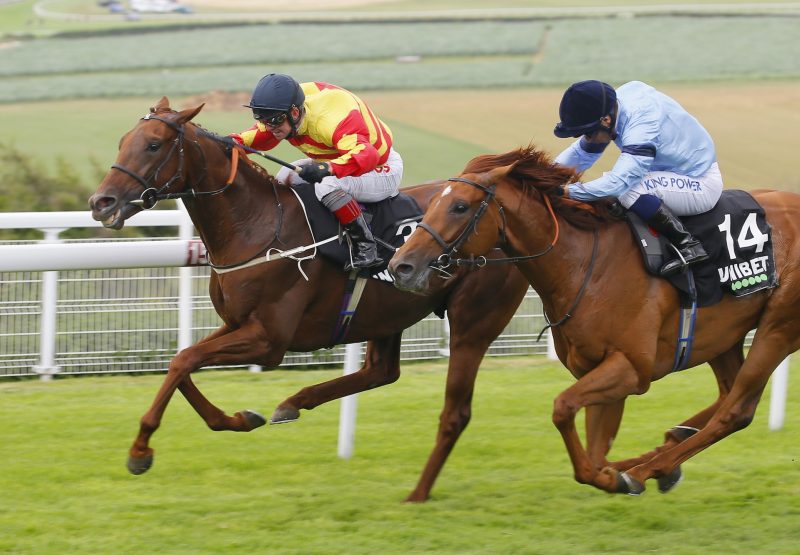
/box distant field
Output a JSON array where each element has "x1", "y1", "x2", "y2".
[
  {"x1": 2, "y1": 82, "x2": 798, "y2": 192},
  {"x1": 1, "y1": 16, "x2": 798, "y2": 102},
  {"x1": 1, "y1": 356, "x2": 798, "y2": 554}
]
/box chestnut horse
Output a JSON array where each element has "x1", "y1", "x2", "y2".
[
  {"x1": 389, "y1": 146, "x2": 800, "y2": 495},
  {"x1": 88, "y1": 98, "x2": 529, "y2": 502}
]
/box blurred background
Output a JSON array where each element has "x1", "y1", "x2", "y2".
[
  {"x1": 1, "y1": 4, "x2": 799, "y2": 553},
  {"x1": 2, "y1": 0, "x2": 799, "y2": 217}
]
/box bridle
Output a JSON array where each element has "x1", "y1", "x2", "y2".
[
  {"x1": 109, "y1": 112, "x2": 287, "y2": 270},
  {"x1": 110, "y1": 113, "x2": 232, "y2": 210},
  {"x1": 419, "y1": 176, "x2": 560, "y2": 272},
  {"x1": 418, "y1": 174, "x2": 599, "y2": 338}
]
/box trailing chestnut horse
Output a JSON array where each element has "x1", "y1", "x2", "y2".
[
  {"x1": 389, "y1": 145, "x2": 800, "y2": 495},
  {"x1": 88, "y1": 98, "x2": 529, "y2": 502}
]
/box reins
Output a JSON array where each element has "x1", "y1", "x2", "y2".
[
  {"x1": 421, "y1": 173, "x2": 598, "y2": 337},
  {"x1": 422, "y1": 176, "x2": 561, "y2": 271},
  {"x1": 110, "y1": 112, "x2": 298, "y2": 272}
]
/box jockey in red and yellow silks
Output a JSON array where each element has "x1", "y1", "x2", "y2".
[
  {"x1": 232, "y1": 81, "x2": 394, "y2": 180},
  {"x1": 231, "y1": 74, "x2": 403, "y2": 271}
]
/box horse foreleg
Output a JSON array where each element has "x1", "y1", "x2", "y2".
[
  {"x1": 405, "y1": 343, "x2": 485, "y2": 503},
  {"x1": 128, "y1": 322, "x2": 273, "y2": 475},
  {"x1": 584, "y1": 400, "x2": 626, "y2": 470},
  {"x1": 620, "y1": 330, "x2": 791, "y2": 493},
  {"x1": 270, "y1": 334, "x2": 402, "y2": 424},
  {"x1": 552, "y1": 351, "x2": 645, "y2": 494}
]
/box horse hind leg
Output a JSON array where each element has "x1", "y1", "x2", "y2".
[
  {"x1": 270, "y1": 334, "x2": 402, "y2": 424},
  {"x1": 608, "y1": 343, "x2": 743, "y2": 493},
  {"x1": 127, "y1": 323, "x2": 274, "y2": 475},
  {"x1": 620, "y1": 328, "x2": 794, "y2": 492}
]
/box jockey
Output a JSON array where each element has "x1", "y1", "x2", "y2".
[
  {"x1": 553, "y1": 80, "x2": 723, "y2": 276},
  {"x1": 231, "y1": 73, "x2": 402, "y2": 270}
]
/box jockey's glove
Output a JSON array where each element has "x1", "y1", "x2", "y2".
[{"x1": 298, "y1": 162, "x2": 332, "y2": 184}]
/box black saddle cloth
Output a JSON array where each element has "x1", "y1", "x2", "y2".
[
  {"x1": 290, "y1": 182, "x2": 423, "y2": 275},
  {"x1": 627, "y1": 189, "x2": 777, "y2": 307}
]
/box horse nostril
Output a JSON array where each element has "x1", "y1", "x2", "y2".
[
  {"x1": 394, "y1": 262, "x2": 415, "y2": 278},
  {"x1": 89, "y1": 194, "x2": 117, "y2": 212}
]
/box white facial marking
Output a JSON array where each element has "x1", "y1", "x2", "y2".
[{"x1": 441, "y1": 185, "x2": 453, "y2": 197}]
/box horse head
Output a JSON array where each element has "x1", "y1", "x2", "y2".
[
  {"x1": 390, "y1": 146, "x2": 585, "y2": 294},
  {"x1": 389, "y1": 163, "x2": 514, "y2": 294},
  {"x1": 89, "y1": 96, "x2": 204, "y2": 229}
]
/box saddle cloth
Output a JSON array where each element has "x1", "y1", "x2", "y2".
[
  {"x1": 627, "y1": 190, "x2": 778, "y2": 307},
  {"x1": 290, "y1": 182, "x2": 423, "y2": 277}
]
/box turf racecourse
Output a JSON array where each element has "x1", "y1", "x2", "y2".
[{"x1": 1, "y1": 356, "x2": 798, "y2": 554}]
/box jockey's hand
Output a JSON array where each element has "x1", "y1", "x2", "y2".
[
  {"x1": 297, "y1": 162, "x2": 332, "y2": 184},
  {"x1": 225, "y1": 134, "x2": 244, "y2": 147}
]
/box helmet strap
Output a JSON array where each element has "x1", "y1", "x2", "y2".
[
  {"x1": 287, "y1": 105, "x2": 304, "y2": 138},
  {"x1": 598, "y1": 105, "x2": 618, "y2": 140}
]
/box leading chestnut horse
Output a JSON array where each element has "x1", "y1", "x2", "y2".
[
  {"x1": 389, "y1": 145, "x2": 800, "y2": 495},
  {"x1": 88, "y1": 98, "x2": 530, "y2": 502}
]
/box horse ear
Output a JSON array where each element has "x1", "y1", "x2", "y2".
[
  {"x1": 153, "y1": 96, "x2": 170, "y2": 113},
  {"x1": 176, "y1": 103, "x2": 205, "y2": 124},
  {"x1": 486, "y1": 163, "x2": 516, "y2": 182}
]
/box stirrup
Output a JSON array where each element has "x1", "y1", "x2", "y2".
[{"x1": 660, "y1": 245, "x2": 708, "y2": 276}]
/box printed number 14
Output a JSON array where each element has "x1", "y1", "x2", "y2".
[{"x1": 718, "y1": 212, "x2": 768, "y2": 260}]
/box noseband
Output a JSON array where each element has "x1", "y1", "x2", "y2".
[{"x1": 420, "y1": 176, "x2": 560, "y2": 271}]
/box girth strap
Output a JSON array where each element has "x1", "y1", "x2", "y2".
[{"x1": 330, "y1": 270, "x2": 369, "y2": 345}]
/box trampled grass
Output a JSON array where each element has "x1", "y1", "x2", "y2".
[{"x1": 1, "y1": 356, "x2": 798, "y2": 554}]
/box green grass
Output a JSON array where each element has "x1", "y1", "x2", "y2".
[
  {"x1": 0, "y1": 96, "x2": 487, "y2": 188},
  {"x1": 3, "y1": 82, "x2": 799, "y2": 194},
  {"x1": 1, "y1": 356, "x2": 798, "y2": 554}
]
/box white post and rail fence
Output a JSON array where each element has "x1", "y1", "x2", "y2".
[{"x1": 0, "y1": 207, "x2": 790, "y2": 449}]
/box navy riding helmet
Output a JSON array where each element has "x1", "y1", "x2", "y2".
[
  {"x1": 244, "y1": 73, "x2": 305, "y2": 113},
  {"x1": 553, "y1": 80, "x2": 617, "y2": 138}
]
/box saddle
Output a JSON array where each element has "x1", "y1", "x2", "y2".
[
  {"x1": 290, "y1": 182, "x2": 423, "y2": 279},
  {"x1": 626, "y1": 190, "x2": 778, "y2": 307}
]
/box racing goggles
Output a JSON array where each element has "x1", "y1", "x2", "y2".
[{"x1": 253, "y1": 110, "x2": 288, "y2": 127}]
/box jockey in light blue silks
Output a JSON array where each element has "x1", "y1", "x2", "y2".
[{"x1": 553, "y1": 80, "x2": 724, "y2": 276}]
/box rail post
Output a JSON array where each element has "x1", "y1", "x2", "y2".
[
  {"x1": 338, "y1": 342, "x2": 362, "y2": 459},
  {"x1": 32, "y1": 228, "x2": 65, "y2": 381},
  {"x1": 768, "y1": 356, "x2": 790, "y2": 431},
  {"x1": 177, "y1": 202, "x2": 194, "y2": 353}
]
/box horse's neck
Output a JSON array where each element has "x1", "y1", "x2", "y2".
[
  {"x1": 503, "y1": 195, "x2": 599, "y2": 300},
  {"x1": 184, "y1": 147, "x2": 304, "y2": 265}
]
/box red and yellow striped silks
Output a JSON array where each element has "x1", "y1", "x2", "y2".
[{"x1": 231, "y1": 82, "x2": 394, "y2": 178}]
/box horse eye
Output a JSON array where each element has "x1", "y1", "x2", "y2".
[
  {"x1": 451, "y1": 201, "x2": 470, "y2": 215},
  {"x1": 146, "y1": 142, "x2": 161, "y2": 152}
]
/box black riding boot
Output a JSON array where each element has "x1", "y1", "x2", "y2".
[
  {"x1": 646, "y1": 204, "x2": 709, "y2": 276},
  {"x1": 343, "y1": 213, "x2": 383, "y2": 271}
]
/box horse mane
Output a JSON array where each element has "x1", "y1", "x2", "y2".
[{"x1": 463, "y1": 145, "x2": 617, "y2": 229}]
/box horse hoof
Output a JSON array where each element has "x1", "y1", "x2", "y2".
[
  {"x1": 127, "y1": 454, "x2": 153, "y2": 475},
  {"x1": 240, "y1": 409, "x2": 267, "y2": 430},
  {"x1": 616, "y1": 472, "x2": 645, "y2": 496},
  {"x1": 269, "y1": 406, "x2": 300, "y2": 425},
  {"x1": 668, "y1": 425, "x2": 700, "y2": 442},
  {"x1": 657, "y1": 465, "x2": 683, "y2": 493}
]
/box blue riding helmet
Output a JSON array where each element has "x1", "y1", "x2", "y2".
[
  {"x1": 553, "y1": 80, "x2": 617, "y2": 138},
  {"x1": 244, "y1": 73, "x2": 305, "y2": 113}
]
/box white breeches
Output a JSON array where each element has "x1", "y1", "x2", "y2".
[
  {"x1": 618, "y1": 162, "x2": 723, "y2": 216},
  {"x1": 276, "y1": 148, "x2": 403, "y2": 203}
]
